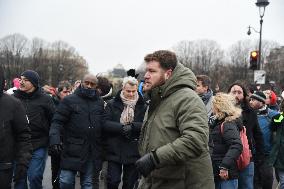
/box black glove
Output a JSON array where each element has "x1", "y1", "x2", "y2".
[
  {"x1": 14, "y1": 164, "x2": 27, "y2": 181},
  {"x1": 122, "y1": 124, "x2": 132, "y2": 139},
  {"x1": 135, "y1": 151, "x2": 159, "y2": 177},
  {"x1": 49, "y1": 144, "x2": 62, "y2": 156}
]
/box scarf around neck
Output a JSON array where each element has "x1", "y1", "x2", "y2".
[
  {"x1": 120, "y1": 91, "x2": 139, "y2": 125},
  {"x1": 199, "y1": 89, "x2": 213, "y2": 105}
]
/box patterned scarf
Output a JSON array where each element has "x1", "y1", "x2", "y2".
[{"x1": 120, "y1": 91, "x2": 139, "y2": 125}]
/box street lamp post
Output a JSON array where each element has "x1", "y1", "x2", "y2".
[{"x1": 247, "y1": 0, "x2": 269, "y2": 70}]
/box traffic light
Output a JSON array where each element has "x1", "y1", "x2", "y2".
[{"x1": 249, "y1": 50, "x2": 258, "y2": 70}]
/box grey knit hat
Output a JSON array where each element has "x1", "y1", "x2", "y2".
[{"x1": 250, "y1": 91, "x2": 266, "y2": 103}]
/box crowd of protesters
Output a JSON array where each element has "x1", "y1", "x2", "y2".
[{"x1": 1, "y1": 49, "x2": 284, "y2": 189}]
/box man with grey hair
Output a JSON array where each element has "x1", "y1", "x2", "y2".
[
  {"x1": 49, "y1": 74, "x2": 105, "y2": 189},
  {"x1": 103, "y1": 76, "x2": 146, "y2": 189},
  {"x1": 122, "y1": 76, "x2": 138, "y2": 88}
]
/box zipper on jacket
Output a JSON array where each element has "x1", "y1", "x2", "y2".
[{"x1": 24, "y1": 99, "x2": 30, "y2": 126}]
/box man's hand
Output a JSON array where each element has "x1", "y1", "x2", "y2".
[
  {"x1": 14, "y1": 164, "x2": 27, "y2": 181},
  {"x1": 48, "y1": 144, "x2": 62, "y2": 156},
  {"x1": 135, "y1": 152, "x2": 158, "y2": 177},
  {"x1": 219, "y1": 168, "x2": 229, "y2": 180},
  {"x1": 122, "y1": 124, "x2": 132, "y2": 139}
]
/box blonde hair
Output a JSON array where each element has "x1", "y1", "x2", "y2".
[
  {"x1": 122, "y1": 76, "x2": 138, "y2": 88},
  {"x1": 213, "y1": 93, "x2": 242, "y2": 122}
]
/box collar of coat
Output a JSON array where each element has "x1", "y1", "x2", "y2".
[{"x1": 13, "y1": 87, "x2": 42, "y2": 99}]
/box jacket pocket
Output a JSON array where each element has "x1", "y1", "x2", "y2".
[
  {"x1": 151, "y1": 165, "x2": 186, "y2": 188},
  {"x1": 151, "y1": 164, "x2": 186, "y2": 179},
  {"x1": 64, "y1": 137, "x2": 85, "y2": 158}
]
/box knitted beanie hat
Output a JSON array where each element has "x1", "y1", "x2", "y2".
[
  {"x1": 21, "y1": 70, "x2": 40, "y2": 88},
  {"x1": 250, "y1": 91, "x2": 266, "y2": 103}
]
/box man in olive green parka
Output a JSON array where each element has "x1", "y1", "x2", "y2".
[{"x1": 135, "y1": 50, "x2": 214, "y2": 189}]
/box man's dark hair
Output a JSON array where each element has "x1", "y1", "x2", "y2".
[
  {"x1": 97, "y1": 76, "x2": 112, "y2": 96},
  {"x1": 227, "y1": 81, "x2": 249, "y2": 106},
  {"x1": 144, "y1": 50, "x2": 177, "y2": 70},
  {"x1": 127, "y1": 69, "x2": 139, "y2": 78},
  {"x1": 196, "y1": 75, "x2": 211, "y2": 88},
  {"x1": 57, "y1": 81, "x2": 72, "y2": 93},
  {"x1": 247, "y1": 84, "x2": 257, "y2": 94}
]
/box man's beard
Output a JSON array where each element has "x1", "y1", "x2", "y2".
[
  {"x1": 144, "y1": 75, "x2": 166, "y2": 92},
  {"x1": 235, "y1": 97, "x2": 242, "y2": 106}
]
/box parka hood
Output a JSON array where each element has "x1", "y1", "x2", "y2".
[{"x1": 157, "y1": 63, "x2": 197, "y2": 99}]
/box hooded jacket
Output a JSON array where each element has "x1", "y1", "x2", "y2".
[{"x1": 138, "y1": 63, "x2": 214, "y2": 189}]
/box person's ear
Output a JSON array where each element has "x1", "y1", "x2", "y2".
[{"x1": 164, "y1": 69, "x2": 172, "y2": 80}]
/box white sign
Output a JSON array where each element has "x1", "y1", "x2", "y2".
[{"x1": 254, "y1": 70, "x2": 266, "y2": 84}]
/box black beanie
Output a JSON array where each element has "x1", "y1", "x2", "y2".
[
  {"x1": 21, "y1": 70, "x2": 40, "y2": 88},
  {"x1": 250, "y1": 91, "x2": 266, "y2": 103}
]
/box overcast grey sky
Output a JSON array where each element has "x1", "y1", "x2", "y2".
[{"x1": 1, "y1": 0, "x2": 283, "y2": 74}]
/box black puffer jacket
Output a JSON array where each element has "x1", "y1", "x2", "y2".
[
  {"x1": 103, "y1": 90, "x2": 146, "y2": 164},
  {"x1": 0, "y1": 86, "x2": 32, "y2": 170},
  {"x1": 13, "y1": 88, "x2": 55, "y2": 150},
  {"x1": 209, "y1": 118, "x2": 243, "y2": 180},
  {"x1": 49, "y1": 86, "x2": 105, "y2": 172}
]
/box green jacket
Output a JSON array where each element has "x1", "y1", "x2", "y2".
[
  {"x1": 138, "y1": 63, "x2": 214, "y2": 189},
  {"x1": 269, "y1": 112, "x2": 284, "y2": 170}
]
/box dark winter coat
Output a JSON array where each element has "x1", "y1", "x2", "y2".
[
  {"x1": 269, "y1": 113, "x2": 284, "y2": 170},
  {"x1": 241, "y1": 102, "x2": 265, "y2": 162},
  {"x1": 103, "y1": 90, "x2": 146, "y2": 164},
  {"x1": 13, "y1": 88, "x2": 55, "y2": 150},
  {"x1": 209, "y1": 118, "x2": 243, "y2": 180},
  {"x1": 49, "y1": 86, "x2": 105, "y2": 172},
  {"x1": 0, "y1": 93, "x2": 32, "y2": 170}
]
